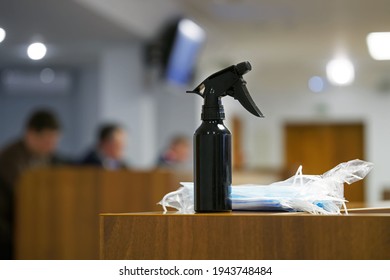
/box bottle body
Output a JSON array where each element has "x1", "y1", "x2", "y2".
[{"x1": 194, "y1": 120, "x2": 232, "y2": 212}]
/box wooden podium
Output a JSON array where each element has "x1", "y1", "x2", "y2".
[{"x1": 100, "y1": 209, "x2": 390, "y2": 260}]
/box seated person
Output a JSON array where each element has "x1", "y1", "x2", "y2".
[
  {"x1": 0, "y1": 109, "x2": 62, "y2": 187},
  {"x1": 80, "y1": 124, "x2": 127, "y2": 170},
  {"x1": 0, "y1": 109, "x2": 62, "y2": 259},
  {"x1": 157, "y1": 135, "x2": 190, "y2": 169}
]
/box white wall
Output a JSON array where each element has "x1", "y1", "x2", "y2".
[
  {"x1": 99, "y1": 45, "x2": 156, "y2": 168},
  {"x1": 154, "y1": 84, "x2": 201, "y2": 168},
  {"x1": 74, "y1": 63, "x2": 100, "y2": 156}
]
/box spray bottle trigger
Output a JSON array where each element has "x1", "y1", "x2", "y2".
[{"x1": 233, "y1": 81, "x2": 264, "y2": 117}]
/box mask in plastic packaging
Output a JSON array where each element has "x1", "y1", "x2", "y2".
[{"x1": 159, "y1": 159, "x2": 373, "y2": 215}]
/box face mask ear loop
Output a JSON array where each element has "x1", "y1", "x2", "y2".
[
  {"x1": 298, "y1": 165, "x2": 303, "y2": 186},
  {"x1": 292, "y1": 165, "x2": 303, "y2": 186},
  {"x1": 342, "y1": 201, "x2": 348, "y2": 215},
  {"x1": 160, "y1": 189, "x2": 182, "y2": 213}
]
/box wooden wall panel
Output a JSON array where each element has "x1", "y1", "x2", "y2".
[{"x1": 15, "y1": 167, "x2": 177, "y2": 259}]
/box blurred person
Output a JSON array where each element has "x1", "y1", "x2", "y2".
[
  {"x1": 0, "y1": 109, "x2": 62, "y2": 259},
  {"x1": 157, "y1": 135, "x2": 190, "y2": 169},
  {"x1": 80, "y1": 124, "x2": 128, "y2": 170},
  {"x1": 0, "y1": 109, "x2": 63, "y2": 186}
]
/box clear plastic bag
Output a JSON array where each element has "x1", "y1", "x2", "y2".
[{"x1": 159, "y1": 159, "x2": 373, "y2": 215}]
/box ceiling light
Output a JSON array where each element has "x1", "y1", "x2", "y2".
[
  {"x1": 326, "y1": 58, "x2": 355, "y2": 86},
  {"x1": 308, "y1": 76, "x2": 325, "y2": 93},
  {"x1": 366, "y1": 32, "x2": 390, "y2": 60},
  {"x1": 40, "y1": 68, "x2": 55, "y2": 84},
  {"x1": 178, "y1": 19, "x2": 205, "y2": 42},
  {"x1": 27, "y1": 42, "x2": 47, "y2": 60},
  {"x1": 0, "y1": 27, "x2": 6, "y2": 43}
]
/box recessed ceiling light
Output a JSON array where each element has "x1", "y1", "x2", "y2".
[
  {"x1": 40, "y1": 68, "x2": 55, "y2": 84},
  {"x1": 366, "y1": 32, "x2": 390, "y2": 60},
  {"x1": 0, "y1": 27, "x2": 6, "y2": 43},
  {"x1": 326, "y1": 58, "x2": 355, "y2": 86},
  {"x1": 308, "y1": 76, "x2": 325, "y2": 93},
  {"x1": 27, "y1": 42, "x2": 47, "y2": 60}
]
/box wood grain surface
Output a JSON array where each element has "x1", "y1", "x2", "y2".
[
  {"x1": 14, "y1": 167, "x2": 178, "y2": 259},
  {"x1": 100, "y1": 211, "x2": 390, "y2": 260}
]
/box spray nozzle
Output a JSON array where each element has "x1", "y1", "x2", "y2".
[
  {"x1": 187, "y1": 61, "x2": 264, "y2": 120},
  {"x1": 235, "y1": 61, "x2": 252, "y2": 76}
]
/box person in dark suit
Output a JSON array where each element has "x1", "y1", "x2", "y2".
[
  {"x1": 0, "y1": 109, "x2": 63, "y2": 259},
  {"x1": 157, "y1": 135, "x2": 190, "y2": 169},
  {"x1": 80, "y1": 124, "x2": 128, "y2": 170}
]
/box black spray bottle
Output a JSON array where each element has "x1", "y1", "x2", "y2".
[{"x1": 187, "y1": 61, "x2": 263, "y2": 212}]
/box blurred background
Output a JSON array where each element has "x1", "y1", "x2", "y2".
[
  {"x1": 2, "y1": 0, "x2": 390, "y2": 260},
  {"x1": 1, "y1": 0, "x2": 390, "y2": 200}
]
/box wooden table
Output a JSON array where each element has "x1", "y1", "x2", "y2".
[{"x1": 100, "y1": 209, "x2": 390, "y2": 260}]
